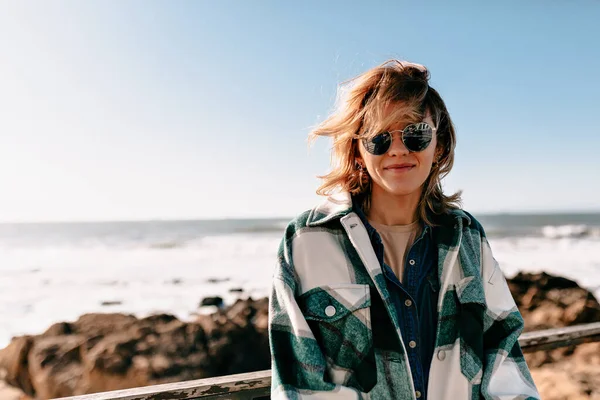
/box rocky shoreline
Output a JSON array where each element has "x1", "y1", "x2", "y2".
[{"x1": 1, "y1": 272, "x2": 599, "y2": 400}]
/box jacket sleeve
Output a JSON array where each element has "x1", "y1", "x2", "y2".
[
  {"x1": 478, "y1": 232, "x2": 540, "y2": 399},
  {"x1": 269, "y1": 232, "x2": 362, "y2": 399}
]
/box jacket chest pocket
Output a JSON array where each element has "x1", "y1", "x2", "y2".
[{"x1": 298, "y1": 284, "x2": 375, "y2": 389}]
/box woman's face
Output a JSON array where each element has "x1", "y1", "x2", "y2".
[{"x1": 357, "y1": 109, "x2": 439, "y2": 199}]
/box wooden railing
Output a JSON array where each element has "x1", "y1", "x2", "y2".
[{"x1": 58, "y1": 322, "x2": 600, "y2": 400}]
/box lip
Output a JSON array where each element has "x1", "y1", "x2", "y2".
[{"x1": 384, "y1": 163, "x2": 415, "y2": 171}]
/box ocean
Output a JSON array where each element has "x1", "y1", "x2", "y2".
[{"x1": 1, "y1": 213, "x2": 599, "y2": 348}]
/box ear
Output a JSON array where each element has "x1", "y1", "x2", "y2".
[
  {"x1": 434, "y1": 144, "x2": 444, "y2": 161},
  {"x1": 354, "y1": 145, "x2": 365, "y2": 167},
  {"x1": 355, "y1": 157, "x2": 365, "y2": 169}
]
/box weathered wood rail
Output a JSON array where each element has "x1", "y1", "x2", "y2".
[{"x1": 57, "y1": 322, "x2": 600, "y2": 400}]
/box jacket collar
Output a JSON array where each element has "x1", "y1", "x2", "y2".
[
  {"x1": 306, "y1": 192, "x2": 471, "y2": 228},
  {"x1": 306, "y1": 192, "x2": 354, "y2": 227}
]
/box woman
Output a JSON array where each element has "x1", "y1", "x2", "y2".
[{"x1": 268, "y1": 60, "x2": 539, "y2": 400}]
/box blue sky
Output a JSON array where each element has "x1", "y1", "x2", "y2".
[{"x1": 0, "y1": 1, "x2": 599, "y2": 222}]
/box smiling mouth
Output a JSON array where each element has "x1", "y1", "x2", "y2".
[{"x1": 385, "y1": 165, "x2": 415, "y2": 172}]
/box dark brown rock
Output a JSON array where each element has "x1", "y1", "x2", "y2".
[
  {"x1": 0, "y1": 378, "x2": 32, "y2": 400},
  {"x1": 200, "y1": 296, "x2": 224, "y2": 307},
  {"x1": 0, "y1": 298, "x2": 273, "y2": 399},
  {"x1": 199, "y1": 298, "x2": 271, "y2": 375},
  {"x1": 100, "y1": 301, "x2": 122, "y2": 307},
  {"x1": 0, "y1": 336, "x2": 35, "y2": 396},
  {"x1": 42, "y1": 322, "x2": 74, "y2": 337},
  {"x1": 71, "y1": 313, "x2": 138, "y2": 339},
  {"x1": 508, "y1": 272, "x2": 600, "y2": 332},
  {"x1": 27, "y1": 335, "x2": 86, "y2": 398}
]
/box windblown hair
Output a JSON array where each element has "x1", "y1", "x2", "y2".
[{"x1": 309, "y1": 60, "x2": 462, "y2": 225}]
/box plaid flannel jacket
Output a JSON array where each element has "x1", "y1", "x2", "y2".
[{"x1": 269, "y1": 193, "x2": 540, "y2": 400}]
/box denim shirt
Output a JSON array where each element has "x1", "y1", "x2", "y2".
[{"x1": 353, "y1": 203, "x2": 439, "y2": 399}]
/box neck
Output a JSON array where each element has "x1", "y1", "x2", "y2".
[{"x1": 366, "y1": 185, "x2": 422, "y2": 225}]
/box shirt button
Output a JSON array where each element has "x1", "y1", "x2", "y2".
[
  {"x1": 409, "y1": 340, "x2": 417, "y2": 349},
  {"x1": 405, "y1": 299, "x2": 412, "y2": 307},
  {"x1": 415, "y1": 390, "x2": 422, "y2": 398},
  {"x1": 325, "y1": 305, "x2": 336, "y2": 317},
  {"x1": 409, "y1": 259, "x2": 416, "y2": 266},
  {"x1": 437, "y1": 350, "x2": 446, "y2": 361}
]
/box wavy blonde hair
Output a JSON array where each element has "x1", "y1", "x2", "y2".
[{"x1": 309, "y1": 60, "x2": 462, "y2": 225}]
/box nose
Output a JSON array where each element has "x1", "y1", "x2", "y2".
[{"x1": 387, "y1": 131, "x2": 410, "y2": 156}]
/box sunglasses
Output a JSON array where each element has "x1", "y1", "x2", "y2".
[{"x1": 362, "y1": 122, "x2": 434, "y2": 156}]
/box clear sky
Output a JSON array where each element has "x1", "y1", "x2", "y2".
[{"x1": 0, "y1": 1, "x2": 599, "y2": 222}]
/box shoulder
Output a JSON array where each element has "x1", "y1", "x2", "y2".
[
  {"x1": 279, "y1": 208, "x2": 340, "y2": 253},
  {"x1": 282, "y1": 196, "x2": 351, "y2": 240},
  {"x1": 433, "y1": 208, "x2": 488, "y2": 250},
  {"x1": 283, "y1": 209, "x2": 313, "y2": 235},
  {"x1": 277, "y1": 209, "x2": 354, "y2": 293},
  {"x1": 444, "y1": 208, "x2": 486, "y2": 237},
  {"x1": 461, "y1": 210, "x2": 486, "y2": 235}
]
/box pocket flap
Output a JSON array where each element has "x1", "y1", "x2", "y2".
[
  {"x1": 299, "y1": 284, "x2": 371, "y2": 322},
  {"x1": 455, "y1": 276, "x2": 486, "y2": 306}
]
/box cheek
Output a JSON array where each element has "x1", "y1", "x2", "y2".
[
  {"x1": 423, "y1": 152, "x2": 436, "y2": 166},
  {"x1": 422, "y1": 137, "x2": 438, "y2": 166},
  {"x1": 415, "y1": 149, "x2": 437, "y2": 176},
  {"x1": 365, "y1": 156, "x2": 382, "y2": 175}
]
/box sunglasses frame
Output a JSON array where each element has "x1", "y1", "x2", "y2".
[{"x1": 361, "y1": 122, "x2": 436, "y2": 156}]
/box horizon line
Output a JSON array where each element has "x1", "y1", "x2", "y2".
[{"x1": 2, "y1": 208, "x2": 600, "y2": 225}]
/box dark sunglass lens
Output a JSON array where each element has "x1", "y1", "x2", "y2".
[
  {"x1": 402, "y1": 123, "x2": 433, "y2": 152},
  {"x1": 364, "y1": 132, "x2": 392, "y2": 155}
]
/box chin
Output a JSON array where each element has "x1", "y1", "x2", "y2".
[{"x1": 381, "y1": 183, "x2": 422, "y2": 197}]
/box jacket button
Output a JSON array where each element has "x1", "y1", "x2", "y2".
[
  {"x1": 409, "y1": 259, "x2": 416, "y2": 266},
  {"x1": 325, "y1": 305, "x2": 336, "y2": 317},
  {"x1": 405, "y1": 299, "x2": 412, "y2": 307},
  {"x1": 409, "y1": 340, "x2": 417, "y2": 349},
  {"x1": 415, "y1": 390, "x2": 422, "y2": 398},
  {"x1": 437, "y1": 350, "x2": 446, "y2": 361}
]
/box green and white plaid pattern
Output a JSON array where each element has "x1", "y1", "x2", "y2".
[{"x1": 269, "y1": 193, "x2": 540, "y2": 400}]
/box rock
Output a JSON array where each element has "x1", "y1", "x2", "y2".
[
  {"x1": 206, "y1": 278, "x2": 229, "y2": 284},
  {"x1": 0, "y1": 299, "x2": 271, "y2": 399},
  {"x1": 195, "y1": 298, "x2": 270, "y2": 376},
  {"x1": 508, "y1": 272, "x2": 600, "y2": 332},
  {"x1": 82, "y1": 332, "x2": 150, "y2": 394},
  {"x1": 100, "y1": 301, "x2": 122, "y2": 307},
  {"x1": 27, "y1": 335, "x2": 86, "y2": 398},
  {"x1": 199, "y1": 296, "x2": 224, "y2": 308},
  {"x1": 0, "y1": 378, "x2": 31, "y2": 400},
  {"x1": 43, "y1": 322, "x2": 74, "y2": 337},
  {"x1": 71, "y1": 313, "x2": 139, "y2": 338},
  {"x1": 0, "y1": 336, "x2": 35, "y2": 396}
]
